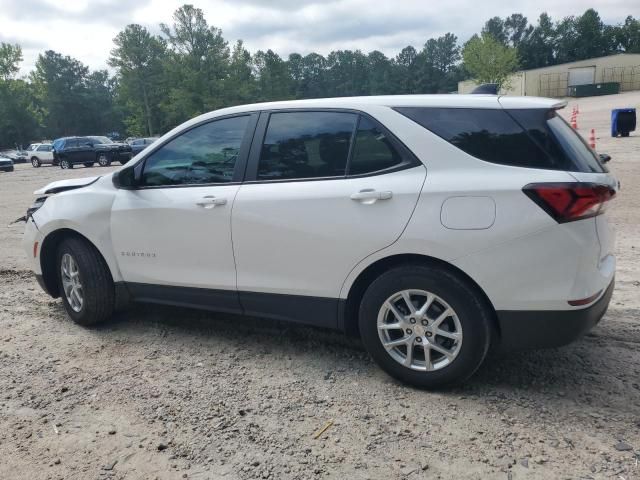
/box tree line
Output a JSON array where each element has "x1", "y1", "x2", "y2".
[{"x1": 1, "y1": 5, "x2": 639, "y2": 148}]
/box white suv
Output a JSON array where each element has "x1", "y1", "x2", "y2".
[{"x1": 23, "y1": 95, "x2": 617, "y2": 387}]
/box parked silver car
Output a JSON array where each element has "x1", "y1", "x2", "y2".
[{"x1": 27, "y1": 143, "x2": 55, "y2": 167}]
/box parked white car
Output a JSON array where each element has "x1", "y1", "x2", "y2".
[
  {"x1": 22, "y1": 95, "x2": 617, "y2": 387},
  {"x1": 27, "y1": 143, "x2": 55, "y2": 167}
]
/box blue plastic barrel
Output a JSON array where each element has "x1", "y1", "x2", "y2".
[{"x1": 611, "y1": 108, "x2": 636, "y2": 137}]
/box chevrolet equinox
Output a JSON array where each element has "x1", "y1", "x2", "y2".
[{"x1": 23, "y1": 95, "x2": 617, "y2": 387}]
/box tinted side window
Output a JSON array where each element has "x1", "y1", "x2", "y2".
[
  {"x1": 396, "y1": 107, "x2": 554, "y2": 169},
  {"x1": 66, "y1": 139, "x2": 79, "y2": 148},
  {"x1": 142, "y1": 115, "x2": 250, "y2": 186},
  {"x1": 395, "y1": 107, "x2": 605, "y2": 173},
  {"x1": 349, "y1": 117, "x2": 403, "y2": 175},
  {"x1": 509, "y1": 109, "x2": 605, "y2": 173},
  {"x1": 258, "y1": 111, "x2": 357, "y2": 180}
]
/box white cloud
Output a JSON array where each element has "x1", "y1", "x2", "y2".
[{"x1": 0, "y1": 0, "x2": 633, "y2": 76}]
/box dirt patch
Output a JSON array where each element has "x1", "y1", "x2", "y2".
[{"x1": 1, "y1": 94, "x2": 640, "y2": 479}]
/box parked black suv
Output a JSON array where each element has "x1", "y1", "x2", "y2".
[
  {"x1": 52, "y1": 136, "x2": 133, "y2": 169},
  {"x1": 129, "y1": 137, "x2": 159, "y2": 155}
]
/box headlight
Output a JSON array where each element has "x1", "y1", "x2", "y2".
[{"x1": 27, "y1": 196, "x2": 48, "y2": 219}]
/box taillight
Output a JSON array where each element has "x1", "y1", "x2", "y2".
[{"x1": 523, "y1": 182, "x2": 615, "y2": 223}]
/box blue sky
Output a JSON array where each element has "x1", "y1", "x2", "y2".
[{"x1": 0, "y1": 0, "x2": 633, "y2": 76}]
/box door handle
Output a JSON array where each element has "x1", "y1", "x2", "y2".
[
  {"x1": 196, "y1": 195, "x2": 227, "y2": 208},
  {"x1": 350, "y1": 189, "x2": 393, "y2": 203}
]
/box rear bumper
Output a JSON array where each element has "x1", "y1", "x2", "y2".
[{"x1": 496, "y1": 278, "x2": 614, "y2": 351}]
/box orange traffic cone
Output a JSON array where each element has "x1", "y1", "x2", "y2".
[
  {"x1": 571, "y1": 114, "x2": 578, "y2": 129},
  {"x1": 589, "y1": 129, "x2": 596, "y2": 149}
]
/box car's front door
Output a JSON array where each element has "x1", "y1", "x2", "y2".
[
  {"x1": 231, "y1": 110, "x2": 426, "y2": 327},
  {"x1": 110, "y1": 114, "x2": 257, "y2": 312}
]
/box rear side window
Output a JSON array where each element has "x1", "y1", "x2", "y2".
[
  {"x1": 142, "y1": 115, "x2": 250, "y2": 186},
  {"x1": 510, "y1": 109, "x2": 605, "y2": 173},
  {"x1": 258, "y1": 111, "x2": 357, "y2": 180},
  {"x1": 349, "y1": 117, "x2": 403, "y2": 175},
  {"x1": 395, "y1": 107, "x2": 604, "y2": 173}
]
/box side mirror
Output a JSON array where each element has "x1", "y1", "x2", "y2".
[
  {"x1": 599, "y1": 153, "x2": 611, "y2": 164},
  {"x1": 112, "y1": 165, "x2": 139, "y2": 189}
]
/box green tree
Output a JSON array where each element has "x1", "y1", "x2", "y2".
[
  {"x1": 253, "y1": 49, "x2": 291, "y2": 101},
  {"x1": 30, "y1": 51, "x2": 90, "y2": 136},
  {"x1": 109, "y1": 24, "x2": 166, "y2": 136},
  {"x1": 160, "y1": 4, "x2": 229, "y2": 126},
  {"x1": 0, "y1": 43, "x2": 23, "y2": 80},
  {"x1": 462, "y1": 33, "x2": 519, "y2": 89},
  {"x1": 414, "y1": 34, "x2": 461, "y2": 93},
  {"x1": 297, "y1": 53, "x2": 328, "y2": 98},
  {"x1": 367, "y1": 50, "x2": 393, "y2": 95},
  {"x1": 393, "y1": 46, "x2": 419, "y2": 93},
  {"x1": 325, "y1": 50, "x2": 369, "y2": 97},
  {"x1": 224, "y1": 40, "x2": 255, "y2": 105},
  {"x1": 616, "y1": 16, "x2": 640, "y2": 53},
  {"x1": 518, "y1": 13, "x2": 557, "y2": 69}
]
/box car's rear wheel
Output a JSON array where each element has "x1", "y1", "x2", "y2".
[
  {"x1": 56, "y1": 237, "x2": 115, "y2": 326},
  {"x1": 97, "y1": 153, "x2": 111, "y2": 167},
  {"x1": 31, "y1": 157, "x2": 41, "y2": 167},
  {"x1": 60, "y1": 159, "x2": 72, "y2": 169},
  {"x1": 358, "y1": 265, "x2": 491, "y2": 388}
]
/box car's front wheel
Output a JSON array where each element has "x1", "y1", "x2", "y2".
[
  {"x1": 97, "y1": 153, "x2": 111, "y2": 167},
  {"x1": 56, "y1": 237, "x2": 115, "y2": 326},
  {"x1": 359, "y1": 265, "x2": 491, "y2": 388},
  {"x1": 60, "y1": 159, "x2": 72, "y2": 169},
  {"x1": 31, "y1": 157, "x2": 41, "y2": 167}
]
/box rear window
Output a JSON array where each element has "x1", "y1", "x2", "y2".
[{"x1": 395, "y1": 107, "x2": 604, "y2": 173}]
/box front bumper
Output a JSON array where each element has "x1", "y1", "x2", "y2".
[{"x1": 496, "y1": 278, "x2": 614, "y2": 351}]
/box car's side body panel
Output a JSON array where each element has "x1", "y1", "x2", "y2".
[
  {"x1": 232, "y1": 165, "x2": 426, "y2": 298},
  {"x1": 25, "y1": 94, "x2": 617, "y2": 350},
  {"x1": 28, "y1": 175, "x2": 124, "y2": 283}
]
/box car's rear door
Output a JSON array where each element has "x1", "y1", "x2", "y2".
[
  {"x1": 231, "y1": 110, "x2": 426, "y2": 327},
  {"x1": 37, "y1": 144, "x2": 53, "y2": 163},
  {"x1": 110, "y1": 113, "x2": 258, "y2": 311}
]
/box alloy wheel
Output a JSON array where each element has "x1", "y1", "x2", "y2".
[
  {"x1": 60, "y1": 253, "x2": 84, "y2": 313},
  {"x1": 377, "y1": 289, "x2": 463, "y2": 371}
]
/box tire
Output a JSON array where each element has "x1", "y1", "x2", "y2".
[
  {"x1": 358, "y1": 264, "x2": 491, "y2": 389},
  {"x1": 84, "y1": 162, "x2": 94, "y2": 168},
  {"x1": 56, "y1": 236, "x2": 115, "y2": 326},
  {"x1": 622, "y1": 132, "x2": 630, "y2": 137},
  {"x1": 31, "y1": 157, "x2": 41, "y2": 167},
  {"x1": 60, "y1": 159, "x2": 73, "y2": 169},
  {"x1": 97, "y1": 153, "x2": 111, "y2": 167}
]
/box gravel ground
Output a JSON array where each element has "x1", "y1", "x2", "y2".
[{"x1": 1, "y1": 93, "x2": 639, "y2": 480}]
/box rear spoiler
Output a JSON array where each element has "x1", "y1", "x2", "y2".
[{"x1": 471, "y1": 83, "x2": 499, "y2": 94}]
